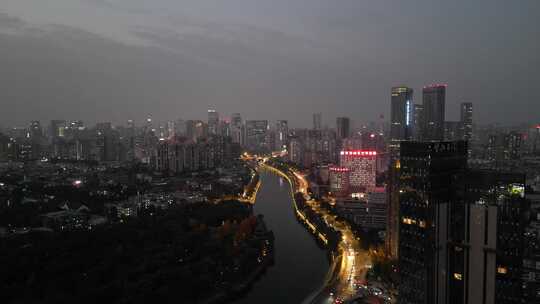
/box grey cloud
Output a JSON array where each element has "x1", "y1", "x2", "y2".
[
  {"x1": 0, "y1": 1, "x2": 539, "y2": 127},
  {"x1": 0, "y1": 15, "x2": 346, "y2": 127},
  {"x1": 0, "y1": 12, "x2": 26, "y2": 31}
]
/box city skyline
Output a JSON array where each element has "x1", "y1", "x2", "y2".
[{"x1": 1, "y1": 2, "x2": 539, "y2": 304}]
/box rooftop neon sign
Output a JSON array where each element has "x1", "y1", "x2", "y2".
[
  {"x1": 340, "y1": 150, "x2": 377, "y2": 157},
  {"x1": 330, "y1": 167, "x2": 350, "y2": 172}
]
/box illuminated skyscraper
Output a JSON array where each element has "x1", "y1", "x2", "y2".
[
  {"x1": 388, "y1": 88, "x2": 412, "y2": 257},
  {"x1": 275, "y1": 120, "x2": 289, "y2": 151},
  {"x1": 390, "y1": 86, "x2": 414, "y2": 142},
  {"x1": 422, "y1": 84, "x2": 446, "y2": 141}
]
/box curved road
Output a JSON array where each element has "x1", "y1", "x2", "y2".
[{"x1": 290, "y1": 169, "x2": 373, "y2": 304}]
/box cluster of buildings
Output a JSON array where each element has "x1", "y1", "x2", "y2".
[
  {"x1": 0, "y1": 154, "x2": 253, "y2": 237},
  {"x1": 386, "y1": 84, "x2": 540, "y2": 304},
  {"x1": 389, "y1": 84, "x2": 472, "y2": 144},
  {"x1": 1, "y1": 88, "x2": 540, "y2": 303},
  {"x1": 0, "y1": 119, "x2": 155, "y2": 163},
  {"x1": 256, "y1": 83, "x2": 540, "y2": 303},
  {"x1": 394, "y1": 141, "x2": 526, "y2": 304}
]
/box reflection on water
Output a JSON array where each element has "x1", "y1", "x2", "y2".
[{"x1": 233, "y1": 171, "x2": 329, "y2": 304}]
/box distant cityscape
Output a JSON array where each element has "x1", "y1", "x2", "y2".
[{"x1": 1, "y1": 84, "x2": 539, "y2": 304}]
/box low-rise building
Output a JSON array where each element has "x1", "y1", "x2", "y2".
[{"x1": 335, "y1": 188, "x2": 387, "y2": 229}]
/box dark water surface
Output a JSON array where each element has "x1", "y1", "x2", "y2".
[{"x1": 233, "y1": 171, "x2": 329, "y2": 304}]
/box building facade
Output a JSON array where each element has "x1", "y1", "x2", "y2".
[
  {"x1": 275, "y1": 120, "x2": 289, "y2": 152},
  {"x1": 398, "y1": 141, "x2": 468, "y2": 304},
  {"x1": 398, "y1": 140, "x2": 525, "y2": 304},
  {"x1": 422, "y1": 84, "x2": 446, "y2": 141},
  {"x1": 313, "y1": 113, "x2": 322, "y2": 130},
  {"x1": 208, "y1": 109, "x2": 219, "y2": 135},
  {"x1": 460, "y1": 102, "x2": 473, "y2": 141},
  {"x1": 339, "y1": 150, "x2": 377, "y2": 192},
  {"x1": 391, "y1": 86, "x2": 414, "y2": 142},
  {"x1": 329, "y1": 166, "x2": 350, "y2": 196},
  {"x1": 337, "y1": 117, "x2": 351, "y2": 140},
  {"x1": 245, "y1": 120, "x2": 269, "y2": 152}
]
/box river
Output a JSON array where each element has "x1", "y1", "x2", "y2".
[{"x1": 233, "y1": 170, "x2": 329, "y2": 304}]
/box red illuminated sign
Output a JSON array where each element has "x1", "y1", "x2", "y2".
[
  {"x1": 330, "y1": 167, "x2": 350, "y2": 172},
  {"x1": 340, "y1": 150, "x2": 377, "y2": 157}
]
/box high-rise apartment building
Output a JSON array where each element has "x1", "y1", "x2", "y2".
[
  {"x1": 245, "y1": 120, "x2": 269, "y2": 152},
  {"x1": 413, "y1": 104, "x2": 424, "y2": 140},
  {"x1": 487, "y1": 132, "x2": 523, "y2": 162},
  {"x1": 229, "y1": 113, "x2": 243, "y2": 145},
  {"x1": 444, "y1": 121, "x2": 461, "y2": 141},
  {"x1": 186, "y1": 120, "x2": 207, "y2": 142},
  {"x1": 422, "y1": 84, "x2": 446, "y2": 141},
  {"x1": 288, "y1": 136, "x2": 303, "y2": 164},
  {"x1": 275, "y1": 120, "x2": 289, "y2": 152},
  {"x1": 460, "y1": 102, "x2": 473, "y2": 141},
  {"x1": 231, "y1": 113, "x2": 242, "y2": 128},
  {"x1": 208, "y1": 109, "x2": 219, "y2": 135}
]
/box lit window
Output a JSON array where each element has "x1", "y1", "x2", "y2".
[
  {"x1": 453, "y1": 273, "x2": 463, "y2": 280},
  {"x1": 497, "y1": 266, "x2": 508, "y2": 274}
]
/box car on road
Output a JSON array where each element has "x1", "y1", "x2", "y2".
[{"x1": 370, "y1": 287, "x2": 383, "y2": 296}]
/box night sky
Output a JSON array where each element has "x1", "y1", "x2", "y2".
[{"x1": 1, "y1": 0, "x2": 539, "y2": 127}]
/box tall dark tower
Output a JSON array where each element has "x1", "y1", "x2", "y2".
[
  {"x1": 398, "y1": 140, "x2": 525, "y2": 304},
  {"x1": 422, "y1": 84, "x2": 446, "y2": 141},
  {"x1": 398, "y1": 141, "x2": 468, "y2": 304},
  {"x1": 313, "y1": 113, "x2": 322, "y2": 130},
  {"x1": 413, "y1": 104, "x2": 424, "y2": 140},
  {"x1": 458, "y1": 171, "x2": 525, "y2": 304},
  {"x1": 386, "y1": 86, "x2": 413, "y2": 260},
  {"x1": 390, "y1": 86, "x2": 414, "y2": 142},
  {"x1": 336, "y1": 117, "x2": 350, "y2": 140},
  {"x1": 460, "y1": 102, "x2": 473, "y2": 141}
]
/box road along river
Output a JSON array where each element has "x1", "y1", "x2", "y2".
[{"x1": 233, "y1": 170, "x2": 329, "y2": 304}]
